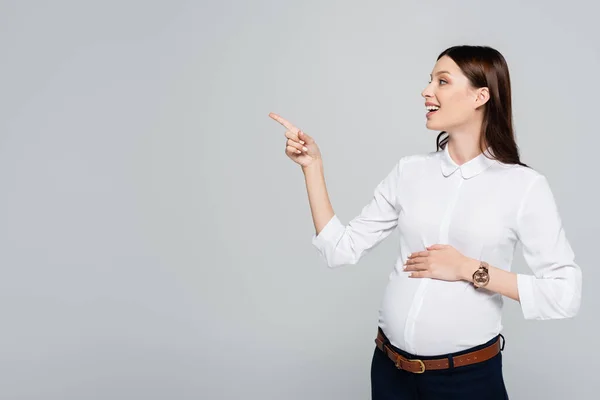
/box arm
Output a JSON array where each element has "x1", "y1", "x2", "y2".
[
  {"x1": 302, "y1": 160, "x2": 335, "y2": 236},
  {"x1": 460, "y1": 260, "x2": 519, "y2": 302},
  {"x1": 308, "y1": 158, "x2": 404, "y2": 268},
  {"x1": 463, "y1": 175, "x2": 582, "y2": 319},
  {"x1": 268, "y1": 112, "x2": 401, "y2": 268}
]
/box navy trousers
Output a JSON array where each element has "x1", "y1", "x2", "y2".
[{"x1": 370, "y1": 333, "x2": 509, "y2": 399}]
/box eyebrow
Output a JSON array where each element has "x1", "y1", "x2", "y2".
[{"x1": 430, "y1": 70, "x2": 451, "y2": 77}]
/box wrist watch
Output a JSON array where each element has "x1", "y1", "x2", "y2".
[{"x1": 472, "y1": 261, "x2": 490, "y2": 288}]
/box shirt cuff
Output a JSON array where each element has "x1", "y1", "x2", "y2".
[
  {"x1": 517, "y1": 273, "x2": 537, "y2": 320},
  {"x1": 311, "y1": 214, "x2": 344, "y2": 253}
]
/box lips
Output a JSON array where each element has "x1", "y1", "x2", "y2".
[
  {"x1": 426, "y1": 109, "x2": 438, "y2": 118},
  {"x1": 426, "y1": 103, "x2": 440, "y2": 118}
]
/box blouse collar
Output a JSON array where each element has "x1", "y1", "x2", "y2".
[{"x1": 440, "y1": 143, "x2": 497, "y2": 179}]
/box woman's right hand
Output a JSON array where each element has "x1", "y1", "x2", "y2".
[{"x1": 269, "y1": 112, "x2": 322, "y2": 168}]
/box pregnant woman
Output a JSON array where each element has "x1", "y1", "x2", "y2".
[{"x1": 268, "y1": 44, "x2": 581, "y2": 399}]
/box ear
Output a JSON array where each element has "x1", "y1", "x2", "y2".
[{"x1": 475, "y1": 87, "x2": 490, "y2": 108}]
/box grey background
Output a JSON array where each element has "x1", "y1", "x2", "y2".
[{"x1": 0, "y1": 0, "x2": 597, "y2": 399}]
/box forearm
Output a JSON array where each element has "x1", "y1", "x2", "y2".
[
  {"x1": 461, "y1": 259, "x2": 520, "y2": 302},
  {"x1": 302, "y1": 161, "x2": 335, "y2": 236}
]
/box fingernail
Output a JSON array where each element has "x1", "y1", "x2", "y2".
[
  {"x1": 296, "y1": 150, "x2": 301, "y2": 154},
  {"x1": 300, "y1": 140, "x2": 305, "y2": 145},
  {"x1": 302, "y1": 146, "x2": 308, "y2": 151}
]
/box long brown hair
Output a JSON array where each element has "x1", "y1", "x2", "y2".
[{"x1": 434, "y1": 45, "x2": 529, "y2": 168}]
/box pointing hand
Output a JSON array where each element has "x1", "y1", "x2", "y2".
[{"x1": 269, "y1": 112, "x2": 322, "y2": 168}]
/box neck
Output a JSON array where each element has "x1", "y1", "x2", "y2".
[{"x1": 446, "y1": 120, "x2": 486, "y2": 166}]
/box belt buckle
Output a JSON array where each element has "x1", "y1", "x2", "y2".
[{"x1": 396, "y1": 357, "x2": 426, "y2": 374}]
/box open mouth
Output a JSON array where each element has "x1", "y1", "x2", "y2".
[{"x1": 426, "y1": 105, "x2": 440, "y2": 117}]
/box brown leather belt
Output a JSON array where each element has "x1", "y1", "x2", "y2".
[{"x1": 375, "y1": 328, "x2": 502, "y2": 374}]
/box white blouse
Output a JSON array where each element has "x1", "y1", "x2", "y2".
[{"x1": 311, "y1": 145, "x2": 582, "y2": 356}]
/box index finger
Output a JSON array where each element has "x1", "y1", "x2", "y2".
[{"x1": 269, "y1": 112, "x2": 298, "y2": 133}]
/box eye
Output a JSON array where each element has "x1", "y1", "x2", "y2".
[{"x1": 439, "y1": 79, "x2": 447, "y2": 85}]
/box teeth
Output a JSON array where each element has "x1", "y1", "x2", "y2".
[{"x1": 426, "y1": 105, "x2": 440, "y2": 111}]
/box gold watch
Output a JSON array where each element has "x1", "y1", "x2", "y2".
[{"x1": 472, "y1": 261, "x2": 490, "y2": 288}]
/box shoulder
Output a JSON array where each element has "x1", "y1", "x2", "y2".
[
  {"x1": 492, "y1": 161, "x2": 547, "y2": 185},
  {"x1": 397, "y1": 149, "x2": 442, "y2": 168},
  {"x1": 389, "y1": 150, "x2": 446, "y2": 180},
  {"x1": 378, "y1": 151, "x2": 436, "y2": 184},
  {"x1": 491, "y1": 161, "x2": 555, "y2": 205}
]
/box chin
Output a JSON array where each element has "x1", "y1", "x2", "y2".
[{"x1": 425, "y1": 120, "x2": 445, "y2": 131}]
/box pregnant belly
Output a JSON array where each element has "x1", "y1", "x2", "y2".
[{"x1": 378, "y1": 277, "x2": 502, "y2": 355}]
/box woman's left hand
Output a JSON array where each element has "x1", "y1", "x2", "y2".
[{"x1": 403, "y1": 244, "x2": 478, "y2": 282}]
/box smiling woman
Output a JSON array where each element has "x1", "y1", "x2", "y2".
[
  {"x1": 424, "y1": 46, "x2": 525, "y2": 167},
  {"x1": 269, "y1": 45, "x2": 582, "y2": 400}
]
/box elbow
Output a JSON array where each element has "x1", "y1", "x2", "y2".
[
  {"x1": 561, "y1": 266, "x2": 582, "y2": 318},
  {"x1": 549, "y1": 293, "x2": 581, "y2": 320},
  {"x1": 323, "y1": 251, "x2": 358, "y2": 269},
  {"x1": 551, "y1": 270, "x2": 583, "y2": 319},
  {"x1": 556, "y1": 269, "x2": 582, "y2": 319},
  {"x1": 325, "y1": 261, "x2": 350, "y2": 269},
  {"x1": 563, "y1": 298, "x2": 581, "y2": 319},
  {"x1": 523, "y1": 293, "x2": 581, "y2": 321},
  {"x1": 313, "y1": 219, "x2": 360, "y2": 268},
  {"x1": 317, "y1": 232, "x2": 361, "y2": 268},
  {"x1": 520, "y1": 267, "x2": 582, "y2": 320}
]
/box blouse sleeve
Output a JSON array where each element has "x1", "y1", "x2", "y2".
[
  {"x1": 515, "y1": 174, "x2": 582, "y2": 320},
  {"x1": 311, "y1": 158, "x2": 404, "y2": 268}
]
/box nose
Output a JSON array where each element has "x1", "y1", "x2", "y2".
[{"x1": 421, "y1": 82, "x2": 434, "y2": 99}]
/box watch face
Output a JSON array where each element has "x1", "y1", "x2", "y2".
[{"x1": 473, "y1": 268, "x2": 490, "y2": 287}]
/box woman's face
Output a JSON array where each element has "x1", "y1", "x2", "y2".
[{"x1": 421, "y1": 55, "x2": 487, "y2": 132}]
